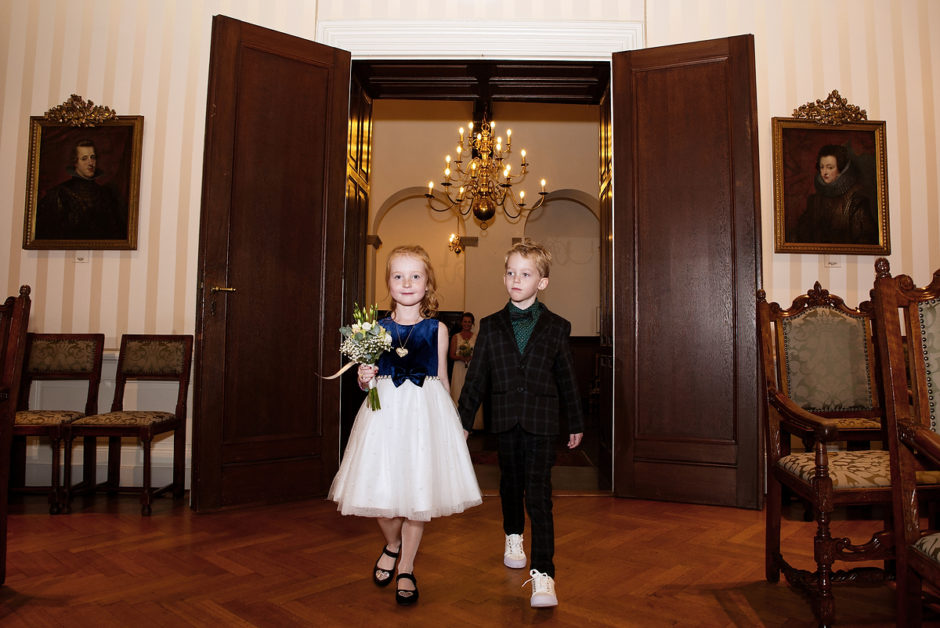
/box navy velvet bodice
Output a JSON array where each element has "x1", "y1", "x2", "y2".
[{"x1": 377, "y1": 317, "x2": 439, "y2": 386}]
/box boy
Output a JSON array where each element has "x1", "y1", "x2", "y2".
[{"x1": 457, "y1": 240, "x2": 583, "y2": 608}]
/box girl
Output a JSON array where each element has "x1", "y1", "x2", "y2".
[{"x1": 328, "y1": 245, "x2": 482, "y2": 605}]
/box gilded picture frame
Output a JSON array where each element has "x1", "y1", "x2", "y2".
[
  {"x1": 772, "y1": 117, "x2": 889, "y2": 255},
  {"x1": 23, "y1": 115, "x2": 143, "y2": 250}
]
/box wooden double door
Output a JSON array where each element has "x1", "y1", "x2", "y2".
[{"x1": 192, "y1": 16, "x2": 762, "y2": 511}]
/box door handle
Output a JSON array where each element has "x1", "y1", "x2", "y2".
[{"x1": 210, "y1": 286, "x2": 237, "y2": 293}]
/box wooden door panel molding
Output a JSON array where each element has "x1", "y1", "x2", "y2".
[
  {"x1": 633, "y1": 462, "x2": 738, "y2": 505},
  {"x1": 633, "y1": 441, "x2": 738, "y2": 465},
  {"x1": 612, "y1": 35, "x2": 762, "y2": 508},
  {"x1": 193, "y1": 16, "x2": 350, "y2": 511}
]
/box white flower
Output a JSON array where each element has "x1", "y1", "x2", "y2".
[{"x1": 362, "y1": 321, "x2": 372, "y2": 331}]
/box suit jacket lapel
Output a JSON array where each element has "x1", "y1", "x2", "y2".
[{"x1": 495, "y1": 304, "x2": 522, "y2": 357}]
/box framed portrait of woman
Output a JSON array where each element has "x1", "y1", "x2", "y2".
[
  {"x1": 772, "y1": 117, "x2": 889, "y2": 255},
  {"x1": 22, "y1": 115, "x2": 143, "y2": 250}
]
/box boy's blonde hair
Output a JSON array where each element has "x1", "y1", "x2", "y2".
[
  {"x1": 385, "y1": 245, "x2": 440, "y2": 318},
  {"x1": 505, "y1": 239, "x2": 552, "y2": 278}
]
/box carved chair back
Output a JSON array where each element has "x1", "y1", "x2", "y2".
[{"x1": 872, "y1": 258, "x2": 940, "y2": 626}]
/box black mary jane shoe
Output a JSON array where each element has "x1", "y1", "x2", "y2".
[
  {"x1": 395, "y1": 573, "x2": 419, "y2": 605},
  {"x1": 373, "y1": 546, "x2": 400, "y2": 587}
]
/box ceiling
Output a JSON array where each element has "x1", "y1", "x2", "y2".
[{"x1": 351, "y1": 60, "x2": 610, "y2": 108}]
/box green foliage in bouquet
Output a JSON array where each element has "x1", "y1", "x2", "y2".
[{"x1": 339, "y1": 303, "x2": 392, "y2": 410}]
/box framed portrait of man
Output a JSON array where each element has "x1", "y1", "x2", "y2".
[
  {"x1": 772, "y1": 117, "x2": 889, "y2": 255},
  {"x1": 22, "y1": 115, "x2": 143, "y2": 250}
]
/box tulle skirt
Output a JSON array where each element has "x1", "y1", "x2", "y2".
[{"x1": 328, "y1": 376, "x2": 482, "y2": 521}]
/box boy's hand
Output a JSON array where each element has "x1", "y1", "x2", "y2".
[{"x1": 567, "y1": 433, "x2": 583, "y2": 449}]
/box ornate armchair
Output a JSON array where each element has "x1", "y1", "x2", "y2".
[
  {"x1": 0, "y1": 286, "x2": 32, "y2": 584},
  {"x1": 63, "y1": 334, "x2": 193, "y2": 515},
  {"x1": 13, "y1": 333, "x2": 104, "y2": 513},
  {"x1": 758, "y1": 281, "x2": 897, "y2": 626},
  {"x1": 872, "y1": 258, "x2": 940, "y2": 626}
]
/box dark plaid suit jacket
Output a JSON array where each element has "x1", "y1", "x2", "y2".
[{"x1": 457, "y1": 303, "x2": 583, "y2": 436}]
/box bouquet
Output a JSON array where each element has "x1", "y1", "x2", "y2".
[
  {"x1": 325, "y1": 303, "x2": 392, "y2": 410},
  {"x1": 456, "y1": 342, "x2": 473, "y2": 360}
]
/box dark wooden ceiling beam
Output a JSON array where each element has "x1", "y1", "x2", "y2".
[{"x1": 351, "y1": 60, "x2": 610, "y2": 105}]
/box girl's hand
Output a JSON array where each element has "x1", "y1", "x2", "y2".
[{"x1": 358, "y1": 364, "x2": 378, "y2": 390}]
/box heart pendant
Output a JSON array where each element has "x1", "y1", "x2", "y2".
[{"x1": 395, "y1": 347, "x2": 409, "y2": 358}]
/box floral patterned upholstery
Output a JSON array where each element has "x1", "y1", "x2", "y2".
[
  {"x1": 70, "y1": 410, "x2": 176, "y2": 427},
  {"x1": 919, "y1": 298, "x2": 940, "y2": 432},
  {"x1": 914, "y1": 532, "x2": 940, "y2": 564},
  {"x1": 15, "y1": 409, "x2": 83, "y2": 426},
  {"x1": 25, "y1": 337, "x2": 99, "y2": 374},
  {"x1": 121, "y1": 339, "x2": 188, "y2": 376},
  {"x1": 782, "y1": 307, "x2": 874, "y2": 412},
  {"x1": 777, "y1": 450, "x2": 891, "y2": 488},
  {"x1": 778, "y1": 449, "x2": 940, "y2": 488}
]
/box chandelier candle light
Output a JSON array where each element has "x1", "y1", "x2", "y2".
[{"x1": 426, "y1": 118, "x2": 547, "y2": 247}]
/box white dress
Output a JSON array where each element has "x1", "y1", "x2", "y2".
[
  {"x1": 450, "y1": 333, "x2": 484, "y2": 430},
  {"x1": 329, "y1": 318, "x2": 482, "y2": 521}
]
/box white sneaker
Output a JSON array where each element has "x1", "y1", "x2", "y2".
[
  {"x1": 523, "y1": 569, "x2": 558, "y2": 608},
  {"x1": 503, "y1": 534, "x2": 526, "y2": 568}
]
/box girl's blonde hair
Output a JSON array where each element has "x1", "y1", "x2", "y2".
[{"x1": 385, "y1": 245, "x2": 440, "y2": 318}]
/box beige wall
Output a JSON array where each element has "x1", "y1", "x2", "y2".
[
  {"x1": 3, "y1": 0, "x2": 936, "y2": 345},
  {"x1": 1, "y1": 0, "x2": 938, "y2": 479}
]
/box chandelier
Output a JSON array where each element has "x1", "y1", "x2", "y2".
[{"x1": 426, "y1": 118, "x2": 547, "y2": 231}]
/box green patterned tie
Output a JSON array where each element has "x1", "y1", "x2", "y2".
[{"x1": 509, "y1": 301, "x2": 541, "y2": 352}]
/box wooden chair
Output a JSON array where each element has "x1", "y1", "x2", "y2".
[
  {"x1": 63, "y1": 334, "x2": 193, "y2": 515},
  {"x1": 758, "y1": 282, "x2": 898, "y2": 626},
  {"x1": 12, "y1": 333, "x2": 104, "y2": 514},
  {"x1": 872, "y1": 258, "x2": 940, "y2": 626},
  {"x1": 0, "y1": 285, "x2": 32, "y2": 585}
]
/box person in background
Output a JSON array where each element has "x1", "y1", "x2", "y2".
[{"x1": 449, "y1": 312, "x2": 483, "y2": 431}]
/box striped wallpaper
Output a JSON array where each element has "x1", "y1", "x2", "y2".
[{"x1": 1, "y1": 0, "x2": 937, "y2": 347}]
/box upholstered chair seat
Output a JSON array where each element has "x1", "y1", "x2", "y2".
[
  {"x1": 71, "y1": 410, "x2": 175, "y2": 426},
  {"x1": 777, "y1": 450, "x2": 892, "y2": 488},
  {"x1": 913, "y1": 534, "x2": 940, "y2": 564},
  {"x1": 15, "y1": 409, "x2": 84, "y2": 425}
]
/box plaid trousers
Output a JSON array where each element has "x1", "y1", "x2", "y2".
[{"x1": 497, "y1": 424, "x2": 557, "y2": 577}]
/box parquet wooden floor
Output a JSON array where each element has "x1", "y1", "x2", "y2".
[{"x1": 0, "y1": 492, "x2": 917, "y2": 627}]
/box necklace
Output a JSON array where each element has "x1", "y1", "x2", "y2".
[{"x1": 394, "y1": 320, "x2": 417, "y2": 357}]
